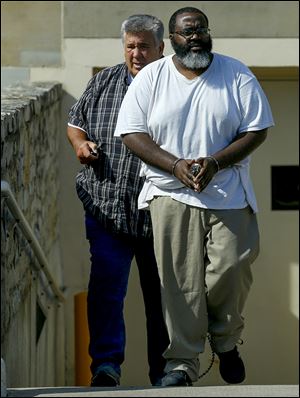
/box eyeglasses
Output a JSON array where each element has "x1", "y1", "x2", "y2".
[{"x1": 174, "y1": 27, "x2": 211, "y2": 39}]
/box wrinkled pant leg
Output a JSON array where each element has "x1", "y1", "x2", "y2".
[
  {"x1": 85, "y1": 212, "x2": 134, "y2": 375},
  {"x1": 150, "y1": 197, "x2": 207, "y2": 382},
  {"x1": 205, "y1": 207, "x2": 260, "y2": 353},
  {"x1": 134, "y1": 237, "x2": 170, "y2": 384}
]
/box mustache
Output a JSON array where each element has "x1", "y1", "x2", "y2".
[
  {"x1": 188, "y1": 41, "x2": 203, "y2": 47},
  {"x1": 187, "y1": 39, "x2": 211, "y2": 51},
  {"x1": 171, "y1": 36, "x2": 213, "y2": 58}
]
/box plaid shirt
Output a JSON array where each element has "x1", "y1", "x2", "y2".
[{"x1": 68, "y1": 63, "x2": 152, "y2": 238}]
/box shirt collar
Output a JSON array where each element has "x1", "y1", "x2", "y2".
[{"x1": 127, "y1": 73, "x2": 134, "y2": 85}]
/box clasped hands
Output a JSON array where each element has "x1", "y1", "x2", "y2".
[{"x1": 173, "y1": 157, "x2": 219, "y2": 192}]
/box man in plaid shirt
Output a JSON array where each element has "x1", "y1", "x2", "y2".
[{"x1": 67, "y1": 15, "x2": 168, "y2": 387}]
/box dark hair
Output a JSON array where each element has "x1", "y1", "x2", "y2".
[
  {"x1": 169, "y1": 7, "x2": 209, "y2": 33},
  {"x1": 121, "y1": 14, "x2": 164, "y2": 45}
]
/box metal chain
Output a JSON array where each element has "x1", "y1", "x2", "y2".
[{"x1": 198, "y1": 333, "x2": 215, "y2": 380}]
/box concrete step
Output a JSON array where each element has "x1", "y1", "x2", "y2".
[{"x1": 6, "y1": 385, "x2": 299, "y2": 397}]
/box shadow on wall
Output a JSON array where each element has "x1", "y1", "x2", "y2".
[
  {"x1": 242, "y1": 231, "x2": 299, "y2": 385},
  {"x1": 58, "y1": 91, "x2": 90, "y2": 385},
  {"x1": 59, "y1": 90, "x2": 90, "y2": 290}
]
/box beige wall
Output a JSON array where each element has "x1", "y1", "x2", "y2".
[
  {"x1": 63, "y1": 1, "x2": 299, "y2": 39},
  {"x1": 242, "y1": 78, "x2": 299, "y2": 384},
  {"x1": 1, "y1": 1, "x2": 299, "y2": 67},
  {"x1": 1, "y1": 1, "x2": 61, "y2": 66},
  {"x1": 1, "y1": 0, "x2": 299, "y2": 388},
  {"x1": 56, "y1": 37, "x2": 299, "y2": 98}
]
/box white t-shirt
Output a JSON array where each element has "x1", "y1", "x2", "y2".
[{"x1": 115, "y1": 53, "x2": 274, "y2": 212}]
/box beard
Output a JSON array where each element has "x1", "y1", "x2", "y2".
[{"x1": 171, "y1": 36, "x2": 213, "y2": 70}]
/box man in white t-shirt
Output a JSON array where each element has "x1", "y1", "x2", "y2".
[{"x1": 115, "y1": 7, "x2": 274, "y2": 387}]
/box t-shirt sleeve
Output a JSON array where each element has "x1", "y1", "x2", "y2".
[
  {"x1": 237, "y1": 68, "x2": 275, "y2": 133},
  {"x1": 114, "y1": 69, "x2": 151, "y2": 136}
]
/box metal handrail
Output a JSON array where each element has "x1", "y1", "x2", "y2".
[{"x1": 1, "y1": 180, "x2": 65, "y2": 302}]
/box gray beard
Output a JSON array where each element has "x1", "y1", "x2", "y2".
[{"x1": 177, "y1": 51, "x2": 211, "y2": 70}]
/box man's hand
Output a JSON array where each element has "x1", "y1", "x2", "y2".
[
  {"x1": 67, "y1": 125, "x2": 99, "y2": 164},
  {"x1": 172, "y1": 159, "x2": 198, "y2": 190},
  {"x1": 76, "y1": 141, "x2": 99, "y2": 164}
]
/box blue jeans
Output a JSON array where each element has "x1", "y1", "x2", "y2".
[{"x1": 85, "y1": 211, "x2": 169, "y2": 384}]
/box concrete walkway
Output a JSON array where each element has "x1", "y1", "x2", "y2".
[{"x1": 6, "y1": 385, "x2": 299, "y2": 397}]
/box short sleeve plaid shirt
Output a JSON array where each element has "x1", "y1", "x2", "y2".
[{"x1": 68, "y1": 63, "x2": 152, "y2": 238}]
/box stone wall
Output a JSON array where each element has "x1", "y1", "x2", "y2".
[{"x1": 1, "y1": 82, "x2": 65, "y2": 387}]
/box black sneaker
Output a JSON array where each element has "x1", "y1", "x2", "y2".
[
  {"x1": 161, "y1": 370, "x2": 193, "y2": 387},
  {"x1": 90, "y1": 364, "x2": 120, "y2": 387},
  {"x1": 217, "y1": 346, "x2": 246, "y2": 384}
]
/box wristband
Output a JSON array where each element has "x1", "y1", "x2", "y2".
[
  {"x1": 172, "y1": 158, "x2": 183, "y2": 176},
  {"x1": 207, "y1": 156, "x2": 220, "y2": 171}
]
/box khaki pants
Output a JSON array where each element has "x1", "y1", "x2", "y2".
[{"x1": 150, "y1": 197, "x2": 260, "y2": 381}]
